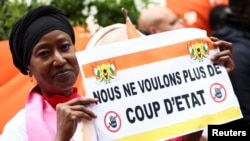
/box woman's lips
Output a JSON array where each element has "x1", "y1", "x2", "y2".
[{"x1": 53, "y1": 69, "x2": 71, "y2": 78}]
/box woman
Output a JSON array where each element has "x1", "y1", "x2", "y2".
[
  {"x1": 2, "y1": 5, "x2": 234, "y2": 141},
  {"x1": 2, "y1": 5, "x2": 98, "y2": 141}
]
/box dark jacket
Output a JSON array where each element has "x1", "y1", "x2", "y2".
[{"x1": 212, "y1": 23, "x2": 250, "y2": 126}]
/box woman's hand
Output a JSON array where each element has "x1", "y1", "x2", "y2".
[
  {"x1": 210, "y1": 36, "x2": 235, "y2": 74},
  {"x1": 54, "y1": 97, "x2": 98, "y2": 141}
]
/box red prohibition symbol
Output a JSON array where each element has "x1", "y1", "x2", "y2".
[
  {"x1": 104, "y1": 111, "x2": 122, "y2": 132},
  {"x1": 210, "y1": 83, "x2": 227, "y2": 103}
]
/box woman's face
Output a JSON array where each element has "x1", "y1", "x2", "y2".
[{"x1": 27, "y1": 30, "x2": 79, "y2": 96}]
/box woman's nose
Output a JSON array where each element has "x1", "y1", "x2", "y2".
[{"x1": 53, "y1": 51, "x2": 66, "y2": 66}]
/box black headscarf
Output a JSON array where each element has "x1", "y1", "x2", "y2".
[{"x1": 9, "y1": 5, "x2": 75, "y2": 75}]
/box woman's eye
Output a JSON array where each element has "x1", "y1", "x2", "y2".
[
  {"x1": 38, "y1": 51, "x2": 50, "y2": 58},
  {"x1": 61, "y1": 44, "x2": 70, "y2": 51}
]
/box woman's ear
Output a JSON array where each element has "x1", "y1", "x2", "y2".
[
  {"x1": 26, "y1": 65, "x2": 32, "y2": 74},
  {"x1": 26, "y1": 67, "x2": 33, "y2": 82}
]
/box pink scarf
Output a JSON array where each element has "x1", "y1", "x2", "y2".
[{"x1": 26, "y1": 85, "x2": 79, "y2": 141}]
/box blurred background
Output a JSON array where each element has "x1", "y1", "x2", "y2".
[{"x1": 0, "y1": 0, "x2": 165, "y2": 40}]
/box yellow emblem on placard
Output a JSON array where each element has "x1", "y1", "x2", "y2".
[
  {"x1": 189, "y1": 42, "x2": 208, "y2": 62},
  {"x1": 94, "y1": 63, "x2": 116, "y2": 84}
]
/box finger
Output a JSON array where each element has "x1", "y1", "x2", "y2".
[
  {"x1": 65, "y1": 97, "x2": 99, "y2": 106},
  {"x1": 211, "y1": 50, "x2": 232, "y2": 62},
  {"x1": 213, "y1": 40, "x2": 233, "y2": 52},
  {"x1": 209, "y1": 36, "x2": 233, "y2": 51},
  {"x1": 211, "y1": 50, "x2": 232, "y2": 61},
  {"x1": 56, "y1": 100, "x2": 97, "y2": 114},
  {"x1": 226, "y1": 66, "x2": 235, "y2": 74},
  {"x1": 60, "y1": 110, "x2": 91, "y2": 121},
  {"x1": 213, "y1": 50, "x2": 232, "y2": 58},
  {"x1": 70, "y1": 105, "x2": 97, "y2": 118},
  {"x1": 210, "y1": 54, "x2": 235, "y2": 73},
  {"x1": 79, "y1": 97, "x2": 99, "y2": 105},
  {"x1": 68, "y1": 110, "x2": 96, "y2": 121},
  {"x1": 209, "y1": 36, "x2": 219, "y2": 41},
  {"x1": 56, "y1": 105, "x2": 97, "y2": 120},
  {"x1": 73, "y1": 111, "x2": 96, "y2": 120},
  {"x1": 212, "y1": 55, "x2": 231, "y2": 64}
]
